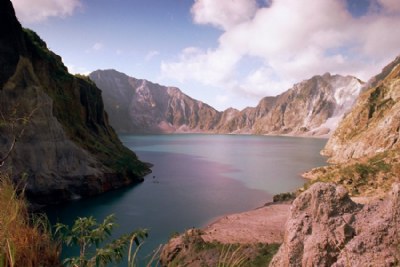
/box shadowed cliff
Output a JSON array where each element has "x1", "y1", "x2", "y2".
[{"x1": 0, "y1": 0, "x2": 151, "y2": 205}]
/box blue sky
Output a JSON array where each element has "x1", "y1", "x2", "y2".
[{"x1": 11, "y1": 0, "x2": 400, "y2": 111}]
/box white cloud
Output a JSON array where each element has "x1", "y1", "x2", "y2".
[
  {"x1": 92, "y1": 42, "x2": 104, "y2": 51},
  {"x1": 11, "y1": 0, "x2": 82, "y2": 24},
  {"x1": 145, "y1": 50, "x2": 160, "y2": 61},
  {"x1": 216, "y1": 94, "x2": 230, "y2": 106},
  {"x1": 240, "y1": 67, "x2": 293, "y2": 97},
  {"x1": 161, "y1": 46, "x2": 241, "y2": 86},
  {"x1": 65, "y1": 63, "x2": 90, "y2": 75},
  {"x1": 162, "y1": 0, "x2": 400, "y2": 101},
  {"x1": 191, "y1": 0, "x2": 258, "y2": 30}
]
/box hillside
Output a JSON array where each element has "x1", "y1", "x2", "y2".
[
  {"x1": 305, "y1": 56, "x2": 400, "y2": 197},
  {"x1": 90, "y1": 70, "x2": 363, "y2": 137},
  {"x1": 89, "y1": 70, "x2": 221, "y2": 133},
  {"x1": 0, "y1": 0, "x2": 151, "y2": 205}
]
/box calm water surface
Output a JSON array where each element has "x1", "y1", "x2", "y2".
[{"x1": 45, "y1": 134, "x2": 327, "y2": 263}]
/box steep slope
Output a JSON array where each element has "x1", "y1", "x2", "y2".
[
  {"x1": 304, "y1": 56, "x2": 400, "y2": 197},
  {"x1": 322, "y1": 57, "x2": 400, "y2": 163},
  {"x1": 91, "y1": 70, "x2": 362, "y2": 136},
  {"x1": 215, "y1": 97, "x2": 276, "y2": 134},
  {"x1": 250, "y1": 73, "x2": 363, "y2": 136},
  {"x1": 0, "y1": 0, "x2": 151, "y2": 205},
  {"x1": 89, "y1": 70, "x2": 221, "y2": 133}
]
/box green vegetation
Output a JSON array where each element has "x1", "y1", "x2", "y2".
[
  {"x1": 169, "y1": 229, "x2": 280, "y2": 266},
  {"x1": 0, "y1": 172, "x2": 152, "y2": 267},
  {"x1": 21, "y1": 28, "x2": 150, "y2": 181},
  {"x1": 272, "y1": 192, "x2": 296, "y2": 203},
  {"x1": 302, "y1": 151, "x2": 399, "y2": 196},
  {"x1": 0, "y1": 174, "x2": 61, "y2": 267},
  {"x1": 367, "y1": 87, "x2": 394, "y2": 120},
  {"x1": 55, "y1": 215, "x2": 148, "y2": 267}
]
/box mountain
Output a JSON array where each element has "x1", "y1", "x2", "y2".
[
  {"x1": 0, "y1": 0, "x2": 151, "y2": 205},
  {"x1": 322, "y1": 56, "x2": 400, "y2": 163},
  {"x1": 89, "y1": 70, "x2": 221, "y2": 133},
  {"x1": 218, "y1": 73, "x2": 364, "y2": 136},
  {"x1": 90, "y1": 70, "x2": 363, "y2": 136}
]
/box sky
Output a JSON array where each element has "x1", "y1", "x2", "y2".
[{"x1": 10, "y1": 0, "x2": 400, "y2": 111}]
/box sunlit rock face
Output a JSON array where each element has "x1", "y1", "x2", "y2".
[
  {"x1": 91, "y1": 70, "x2": 362, "y2": 137},
  {"x1": 270, "y1": 182, "x2": 400, "y2": 267},
  {"x1": 322, "y1": 56, "x2": 400, "y2": 163}
]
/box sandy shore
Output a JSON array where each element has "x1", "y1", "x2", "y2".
[{"x1": 201, "y1": 203, "x2": 291, "y2": 244}]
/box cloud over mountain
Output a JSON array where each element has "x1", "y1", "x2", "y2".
[
  {"x1": 11, "y1": 0, "x2": 81, "y2": 23},
  {"x1": 162, "y1": 0, "x2": 400, "y2": 99}
]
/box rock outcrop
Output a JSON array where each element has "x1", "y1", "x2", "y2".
[
  {"x1": 0, "y1": 0, "x2": 151, "y2": 205},
  {"x1": 322, "y1": 56, "x2": 400, "y2": 163},
  {"x1": 90, "y1": 70, "x2": 363, "y2": 136},
  {"x1": 270, "y1": 182, "x2": 400, "y2": 266}
]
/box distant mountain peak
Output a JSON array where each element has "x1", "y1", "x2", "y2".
[{"x1": 90, "y1": 69, "x2": 363, "y2": 137}]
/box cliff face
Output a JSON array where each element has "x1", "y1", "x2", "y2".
[
  {"x1": 89, "y1": 70, "x2": 221, "y2": 133},
  {"x1": 252, "y1": 74, "x2": 363, "y2": 136},
  {"x1": 271, "y1": 183, "x2": 400, "y2": 266},
  {"x1": 90, "y1": 70, "x2": 363, "y2": 136},
  {"x1": 322, "y1": 57, "x2": 400, "y2": 163},
  {"x1": 0, "y1": 0, "x2": 151, "y2": 205}
]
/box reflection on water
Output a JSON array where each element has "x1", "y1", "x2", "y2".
[{"x1": 45, "y1": 134, "x2": 327, "y2": 264}]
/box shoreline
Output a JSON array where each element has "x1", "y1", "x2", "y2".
[{"x1": 199, "y1": 202, "x2": 291, "y2": 244}]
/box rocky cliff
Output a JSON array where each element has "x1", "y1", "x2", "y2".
[
  {"x1": 253, "y1": 73, "x2": 363, "y2": 136},
  {"x1": 270, "y1": 182, "x2": 400, "y2": 266},
  {"x1": 322, "y1": 56, "x2": 400, "y2": 163},
  {"x1": 89, "y1": 70, "x2": 221, "y2": 133},
  {"x1": 90, "y1": 70, "x2": 363, "y2": 136},
  {"x1": 0, "y1": 0, "x2": 151, "y2": 205},
  {"x1": 304, "y1": 56, "x2": 400, "y2": 197}
]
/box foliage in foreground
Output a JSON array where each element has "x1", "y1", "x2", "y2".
[
  {"x1": 0, "y1": 174, "x2": 61, "y2": 267},
  {"x1": 55, "y1": 215, "x2": 148, "y2": 267},
  {"x1": 167, "y1": 229, "x2": 280, "y2": 267}
]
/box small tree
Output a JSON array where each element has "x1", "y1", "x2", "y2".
[{"x1": 55, "y1": 214, "x2": 147, "y2": 267}]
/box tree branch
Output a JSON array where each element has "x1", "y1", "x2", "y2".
[{"x1": 0, "y1": 136, "x2": 16, "y2": 167}]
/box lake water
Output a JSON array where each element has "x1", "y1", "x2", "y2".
[{"x1": 45, "y1": 134, "x2": 327, "y2": 264}]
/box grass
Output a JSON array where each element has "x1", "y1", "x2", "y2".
[
  {"x1": 0, "y1": 174, "x2": 61, "y2": 267},
  {"x1": 302, "y1": 150, "x2": 399, "y2": 196},
  {"x1": 169, "y1": 229, "x2": 280, "y2": 266}
]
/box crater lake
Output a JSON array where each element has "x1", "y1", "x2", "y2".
[{"x1": 45, "y1": 134, "x2": 327, "y2": 263}]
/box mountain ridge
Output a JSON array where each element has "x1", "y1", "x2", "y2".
[{"x1": 90, "y1": 69, "x2": 364, "y2": 137}]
